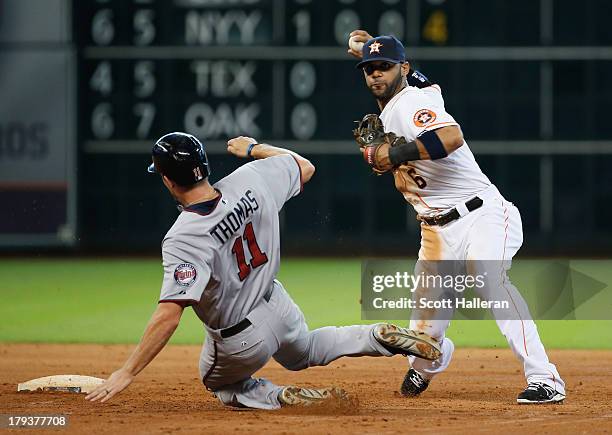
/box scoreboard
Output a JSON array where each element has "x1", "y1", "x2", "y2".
[
  {"x1": 70, "y1": 0, "x2": 612, "y2": 254},
  {"x1": 76, "y1": 0, "x2": 429, "y2": 147},
  {"x1": 76, "y1": 0, "x2": 578, "y2": 151},
  {"x1": 71, "y1": 0, "x2": 552, "y2": 251},
  {"x1": 77, "y1": 0, "x2": 554, "y2": 150},
  {"x1": 5, "y1": 0, "x2": 609, "y2": 250}
]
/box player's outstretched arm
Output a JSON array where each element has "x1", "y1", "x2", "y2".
[
  {"x1": 376, "y1": 125, "x2": 464, "y2": 167},
  {"x1": 227, "y1": 136, "x2": 315, "y2": 183},
  {"x1": 85, "y1": 302, "x2": 184, "y2": 403},
  {"x1": 355, "y1": 113, "x2": 465, "y2": 173}
]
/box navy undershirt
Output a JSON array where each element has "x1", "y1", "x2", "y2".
[{"x1": 184, "y1": 191, "x2": 222, "y2": 216}]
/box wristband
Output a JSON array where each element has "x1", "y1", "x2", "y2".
[
  {"x1": 389, "y1": 139, "x2": 420, "y2": 165},
  {"x1": 247, "y1": 143, "x2": 258, "y2": 158}
]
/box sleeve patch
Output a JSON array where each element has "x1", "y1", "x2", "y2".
[
  {"x1": 174, "y1": 263, "x2": 197, "y2": 286},
  {"x1": 413, "y1": 109, "x2": 437, "y2": 127}
]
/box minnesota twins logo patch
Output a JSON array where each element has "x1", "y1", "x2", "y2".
[
  {"x1": 413, "y1": 109, "x2": 437, "y2": 127},
  {"x1": 174, "y1": 263, "x2": 197, "y2": 286}
]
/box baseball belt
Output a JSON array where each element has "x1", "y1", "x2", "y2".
[
  {"x1": 417, "y1": 196, "x2": 484, "y2": 226},
  {"x1": 219, "y1": 285, "x2": 274, "y2": 339}
]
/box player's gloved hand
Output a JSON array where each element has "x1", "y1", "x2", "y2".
[
  {"x1": 227, "y1": 136, "x2": 258, "y2": 158},
  {"x1": 347, "y1": 29, "x2": 373, "y2": 58},
  {"x1": 353, "y1": 113, "x2": 396, "y2": 175}
]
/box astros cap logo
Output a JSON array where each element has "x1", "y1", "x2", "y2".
[{"x1": 369, "y1": 41, "x2": 383, "y2": 54}]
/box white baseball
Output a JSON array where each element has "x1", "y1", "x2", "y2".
[{"x1": 348, "y1": 35, "x2": 364, "y2": 53}]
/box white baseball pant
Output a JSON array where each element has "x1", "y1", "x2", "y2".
[{"x1": 409, "y1": 185, "x2": 565, "y2": 394}]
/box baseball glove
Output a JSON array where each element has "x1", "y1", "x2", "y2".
[{"x1": 352, "y1": 113, "x2": 400, "y2": 175}]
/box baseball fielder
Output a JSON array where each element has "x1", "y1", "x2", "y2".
[
  {"x1": 348, "y1": 31, "x2": 565, "y2": 404},
  {"x1": 85, "y1": 132, "x2": 441, "y2": 409}
]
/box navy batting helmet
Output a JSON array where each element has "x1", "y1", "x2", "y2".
[{"x1": 147, "y1": 132, "x2": 210, "y2": 186}]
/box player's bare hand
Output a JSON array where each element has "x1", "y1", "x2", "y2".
[
  {"x1": 227, "y1": 136, "x2": 257, "y2": 158},
  {"x1": 347, "y1": 30, "x2": 373, "y2": 58},
  {"x1": 85, "y1": 368, "x2": 134, "y2": 403}
]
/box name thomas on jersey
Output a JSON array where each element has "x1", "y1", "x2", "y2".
[{"x1": 209, "y1": 190, "x2": 259, "y2": 244}]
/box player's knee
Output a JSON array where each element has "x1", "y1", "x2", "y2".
[
  {"x1": 283, "y1": 363, "x2": 306, "y2": 371},
  {"x1": 275, "y1": 357, "x2": 308, "y2": 371}
]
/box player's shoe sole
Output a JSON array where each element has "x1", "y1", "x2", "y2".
[
  {"x1": 278, "y1": 386, "x2": 348, "y2": 406},
  {"x1": 517, "y1": 383, "x2": 565, "y2": 404},
  {"x1": 373, "y1": 324, "x2": 442, "y2": 361}
]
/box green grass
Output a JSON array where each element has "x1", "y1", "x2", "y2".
[{"x1": 0, "y1": 258, "x2": 611, "y2": 348}]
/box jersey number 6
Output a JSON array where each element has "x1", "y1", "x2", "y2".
[
  {"x1": 231, "y1": 222, "x2": 269, "y2": 281},
  {"x1": 407, "y1": 168, "x2": 427, "y2": 188}
]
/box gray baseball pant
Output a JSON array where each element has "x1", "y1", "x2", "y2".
[{"x1": 199, "y1": 280, "x2": 393, "y2": 409}]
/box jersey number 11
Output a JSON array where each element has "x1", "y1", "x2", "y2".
[{"x1": 231, "y1": 222, "x2": 269, "y2": 281}]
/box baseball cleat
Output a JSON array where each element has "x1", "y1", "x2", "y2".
[
  {"x1": 400, "y1": 368, "x2": 430, "y2": 397},
  {"x1": 278, "y1": 386, "x2": 348, "y2": 406},
  {"x1": 373, "y1": 323, "x2": 442, "y2": 361},
  {"x1": 517, "y1": 383, "x2": 565, "y2": 404}
]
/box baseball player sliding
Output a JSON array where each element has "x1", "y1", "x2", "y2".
[
  {"x1": 86, "y1": 132, "x2": 441, "y2": 409},
  {"x1": 348, "y1": 30, "x2": 565, "y2": 404}
]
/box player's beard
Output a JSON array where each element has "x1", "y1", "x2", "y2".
[{"x1": 369, "y1": 70, "x2": 405, "y2": 105}]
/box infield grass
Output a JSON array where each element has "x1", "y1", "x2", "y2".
[{"x1": 1, "y1": 258, "x2": 610, "y2": 348}]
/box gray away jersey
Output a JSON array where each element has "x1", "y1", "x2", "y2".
[{"x1": 158, "y1": 154, "x2": 302, "y2": 329}]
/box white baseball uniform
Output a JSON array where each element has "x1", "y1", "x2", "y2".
[
  {"x1": 158, "y1": 154, "x2": 394, "y2": 409},
  {"x1": 380, "y1": 84, "x2": 565, "y2": 394}
]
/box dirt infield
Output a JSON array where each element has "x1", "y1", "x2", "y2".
[{"x1": 0, "y1": 344, "x2": 610, "y2": 434}]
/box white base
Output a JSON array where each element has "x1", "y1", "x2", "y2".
[{"x1": 18, "y1": 375, "x2": 104, "y2": 394}]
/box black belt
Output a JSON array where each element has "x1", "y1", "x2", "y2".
[
  {"x1": 418, "y1": 197, "x2": 483, "y2": 226},
  {"x1": 219, "y1": 286, "x2": 274, "y2": 339}
]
